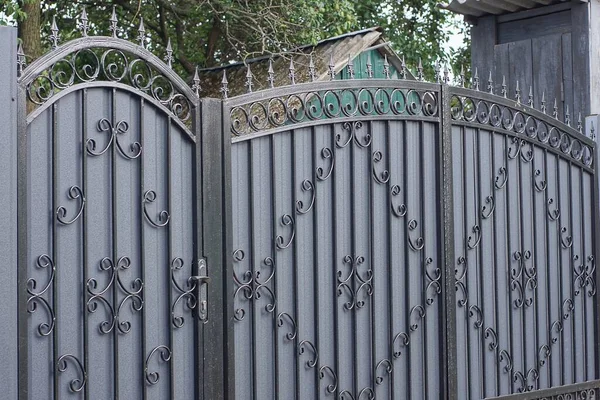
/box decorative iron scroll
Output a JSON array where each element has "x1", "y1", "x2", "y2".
[
  {"x1": 229, "y1": 85, "x2": 439, "y2": 137},
  {"x1": 450, "y1": 93, "x2": 594, "y2": 168}
]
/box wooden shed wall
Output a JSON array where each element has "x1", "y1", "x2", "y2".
[{"x1": 471, "y1": 2, "x2": 590, "y2": 120}]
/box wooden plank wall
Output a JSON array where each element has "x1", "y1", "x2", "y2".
[{"x1": 471, "y1": 2, "x2": 591, "y2": 120}]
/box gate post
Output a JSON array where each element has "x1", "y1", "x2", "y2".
[
  {"x1": 200, "y1": 98, "x2": 235, "y2": 400},
  {"x1": 440, "y1": 84, "x2": 457, "y2": 400},
  {"x1": 0, "y1": 26, "x2": 19, "y2": 400}
]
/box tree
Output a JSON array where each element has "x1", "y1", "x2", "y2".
[{"x1": 1, "y1": 0, "x2": 469, "y2": 81}]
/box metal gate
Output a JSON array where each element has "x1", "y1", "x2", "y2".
[
  {"x1": 1, "y1": 15, "x2": 599, "y2": 400},
  {"x1": 224, "y1": 65, "x2": 599, "y2": 399}
]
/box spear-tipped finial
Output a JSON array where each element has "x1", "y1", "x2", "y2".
[
  {"x1": 50, "y1": 15, "x2": 59, "y2": 50},
  {"x1": 400, "y1": 55, "x2": 407, "y2": 80},
  {"x1": 552, "y1": 98, "x2": 559, "y2": 119},
  {"x1": 458, "y1": 65, "x2": 465, "y2": 87},
  {"x1": 577, "y1": 113, "x2": 583, "y2": 133},
  {"x1": 267, "y1": 59, "x2": 275, "y2": 88},
  {"x1": 165, "y1": 38, "x2": 173, "y2": 68},
  {"x1": 308, "y1": 54, "x2": 317, "y2": 82},
  {"x1": 487, "y1": 71, "x2": 494, "y2": 94},
  {"x1": 346, "y1": 55, "x2": 355, "y2": 79},
  {"x1": 383, "y1": 54, "x2": 390, "y2": 79},
  {"x1": 220, "y1": 70, "x2": 229, "y2": 99},
  {"x1": 515, "y1": 80, "x2": 521, "y2": 104},
  {"x1": 288, "y1": 57, "x2": 296, "y2": 85},
  {"x1": 366, "y1": 54, "x2": 373, "y2": 78},
  {"x1": 109, "y1": 6, "x2": 119, "y2": 38},
  {"x1": 541, "y1": 91, "x2": 547, "y2": 114},
  {"x1": 17, "y1": 43, "x2": 26, "y2": 77},
  {"x1": 245, "y1": 64, "x2": 253, "y2": 93},
  {"x1": 417, "y1": 58, "x2": 424, "y2": 81},
  {"x1": 137, "y1": 17, "x2": 146, "y2": 47},
  {"x1": 528, "y1": 86, "x2": 534, "y2": 107},
  {"x1": 473, "y1": 68, "x2": 480, "y2": 91},
  {"x1": 565, "y1": 105, "x2": 571, "y2": 126},
  {"x1": 328, "y1": 52, "x2": 335, "y2": 80},
  {"x1": 434, "y1": 60, "x2": 441, "y2": 83},
  {"x1": 191, "y1": 66, "x2": 201, "y2": 97},
  {"x1": 443, "y1": 65, "x2": 450, "y2": 84},
  {"x1": 78, "y1": 7, "x2": 90, "y2": 36},
  {"x1": 501, "y1": 76, "x2": 507, "y2": 98}
]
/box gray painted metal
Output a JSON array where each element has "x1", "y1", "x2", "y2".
[
  {"x1": 0, "y1": 26, "x2": 18, "y2": 400},
  {"x1": 441, "y1": 0, "x2": 576, "y2": 18},
  {"x1": 225, "y1": 78, "x2": 598, "y2": 399}
]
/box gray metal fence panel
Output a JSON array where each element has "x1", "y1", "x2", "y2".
[{"x1": 0, "y1": 26, "x2": 18, "y2": 400}]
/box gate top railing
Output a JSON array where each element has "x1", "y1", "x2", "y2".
[
  {"x1": 17, "y1": 9, "x2": 199, "y2": 136},
  {"x1": 222, "y1": 58, "x2": 595, "y2": 171}
]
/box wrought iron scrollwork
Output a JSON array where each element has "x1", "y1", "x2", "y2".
[
  {"x1": 392, "y1": 331, "x2": 410, "y2": 359},
  {"x1": 372, "y1": 151, "x2": 390, "y2": 184},
  {"x1": 481, "y1": 195, "x2": 495, "y2": 219},
  {"x1": 390, "y1": 185, "x2": 407, "y2": 218},
  {"x1": 495, "y1": 166, "x2": 508, "y2": 190},
  {"x1": 27, "y1": 254, "x2": 56, "y2": 336},
  {"x1": 319, "y1": 365, "x2": 338, "y2": 394},
  {"x1": 296, "y1": 179, "x2": 315, "y2": 214},
  {"x1": 232, "y1": 251, "x2": 276, "y2": 321},
  {"x1": 316, "y1": 147, "x2": 335, "y2": 181},
  {"x1": 534, "y1": 169, "x2": 547, "y2": 192},
  {"x1": 87, "y1": 118, "x2": 141, "y2": 159},
  {"x1": 56, "y1": 185, "x2": 85, "y2": 225},
  {"x1": 298, "y1": 340, "x2": 318, "y2": 369},
  {"x1": 144, "y1": 345, "x2": 172, "y2": 386},
  {"x1": 547, "y1": 198, "x2": 560, "y2": 221},
  {"x1": 143, "y1": 190, "x2": 170, "y2": 227},
  {"x1": 337, "y1": 255, "x2": 372, "y2": 311},
  {"x1": 466, "y1": 225, "x2": 481, "y2": 250},
  {"x1": 277, "y1": 312, "x2": 297, "y2": 341},
  {"x1": 57, "y1": 354, "x2": 87, "y2": 393},
  {"x1": 375, "y1": 359, "x2": 393, "y2": 385},
  {"x1": 275, "y1": 214, "x2": 295, "y2": 249},
  {"x1": 407, "y1": 219, "x2": 425, "y2": 251},
  {"x1": 171, "y1": 257, "x2": 197, "y2": 328}
]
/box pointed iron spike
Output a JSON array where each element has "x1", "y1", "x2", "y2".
[
  {"x1": 417, "y1": 58, "x2": 424, "y2": 81},
  {"x1": 443, "y1": 65, "x2": 450, "y2": 84},
  {"x1": 220, "y1": 70, "x2": 229, "y2": 99},
  {"x1": 383, "y1": 54, "x2": 390, "y2": 79},
  {"x1": 109, "y1": 6, "x2": 119, "y2": 38},
  {"x1": 137, "y1": 17, "x2": 146, "y2": 47},
  {"x1": 78, "y1": 7, "x2": 89, "y2": 36},
  {"x1": 528, "y1": 86, "x2": 534, "y2": 107},
  {"x1": 288, "y1": 57, "x2": 296, "y2": 85},
  {"x1": 541, "y1": 91, "x2": 547, "y2": 114},
  {"x1": 515, "y1": 80, "x2": 521, "y2": 104},
  {"x1": 552, "y1": 98, "x2": 559, "y2": 119},
  {"x1": 346, "y1": 54, "x2": 355, "y2": 79},
  {"x1": 267, "y1": 58, "x2": 275, "y2": 88},
  {"x1": 434, "y1": 60, "x2": 441, "y2": 84},
  {"x1": 16, "y1": 43, "x2": 26, "y2": 77},
  {"x1": 328, "y1": 52, "x2": 335, "y2": 80},
  {"x1": 165, "y1": 38, "x2": 174, "y2": 68},
  {"x1": 366, "y1": 53, "x2": 373, "y2": 79},
  {"x1": 459, "y1": 64, "x2": 465, "y2": 87},
  {"x1": 501, "y1": 76, "x2": 507, "y2": 98},
  {"x1": 308, "y1": 54, "x2": 317, "y2": 82},
  {"x1": 578, "y1": 112, "x2": 583, "y2": 133},
  {"x1": 191, "y1": 66, "x2": 201, "y2": 97},
  {"x1": 50, "y1": 15, "x2": 59, "y2": 50},
  {"x1": 487, "y1": 71, "x2": 494, "y2": 94},
  {"x1": 245, "y1": 64, "x2": 253, "y2": 93},
  {"x1": 473, "y1": 67, "x2": 480, "y2": 91},
  {"x1": 565, "y1": 105, "x2": 571, "y2": 126}
]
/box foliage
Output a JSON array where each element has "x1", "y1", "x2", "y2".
[{"x1": 0, "y1": 0, "x2": 470, "y2": 81}]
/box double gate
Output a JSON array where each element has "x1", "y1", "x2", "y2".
[{"x1": 0, "y1": 19, "x2": 598, "y2": 400}]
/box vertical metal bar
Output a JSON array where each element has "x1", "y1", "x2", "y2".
[
  {"x1": 462, "y1": 119, "x2": 472, "y2": 400},
  {"x1": 579, "y1": 166, "x2": 587, "y2": 383},
  {"x1": 517, "y1": 136, "x2": 526, "y2": 390},
  {"x1": 419, "y1": 121, "x2": 428, "y2": 400},
  {"x1": 292, "y1": 130, "x2": 300, "y2": 400},
  {"x1": 166, "y1": 118, "x2": 174, "y2": 400},
  {"x1": 556, "y1": 154, "x2": 564, "y2": 386},
  {"x1": 543, "y1": 149, "x2": 553, "y2": 387},
  {"x1": 593, "y1": 141, "x2": 600, "y2": 381},
  {"x1": 270, "y1": 133, "x2": 279, "y2": 400},
  {"x1": 332, "y1": 124, "x2": 340, "y2": 400},
  {"x1": 474, "y1": 128, "x2": 485, "y2": 398},
  {"x1": 530, "y1": 149, "x2": 539, "y2": 392},
  {"x1": 368, "y1": 121, "x2": 376, "y2": 397},
  {"x1": 311, "y1": 126, "x2": 321, "y2": 400},
  {"x1": 52, "y1": 101, "x2": 59, "y2": 400},
  {"x1": 386, "y1": 120, "x2": 395, "y2": 400},
  {"x1": 350, "y1": 126, "x2": 358, "y2": 399},
  {"x1": 111, "y1": 88, "x2": 119, "y2": 400},
  {"x1": 403, "y1": 120, "x2": 411, "y2": 400},
  {"x1": 491, "y1": 134, "x2": 500, "y2": 396},
  {"x1": 139, "y1": 98, "x2": 148, "y2": 400},
  {"x1": 504, "y1": 134, "x2": 514, "y2": 394},
  {"x1": 17, "y1": 81, "x2": 29, "y2": 400},
  {"x1": 82, "y1": 88, "x2": 89, "y2": 400},
  {"x1": 249, "y1": 140, "x2": 257, "y2": 400},
  {"x1": 568, "y1": 161, "x2": 576, "y2": 384},
  {"x1": 440, "y1": 84, "x2": 457, "y2": 400}
]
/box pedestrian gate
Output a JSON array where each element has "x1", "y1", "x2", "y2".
[{"x1": 0, "y1": 17, "x2": 598, "y2": 400}]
